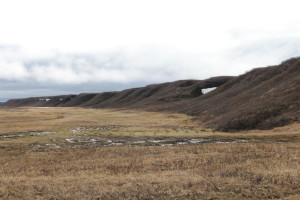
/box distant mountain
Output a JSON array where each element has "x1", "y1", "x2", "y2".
[{"x1": 4, "y1": 57, "x2": 300, "y2": 131}]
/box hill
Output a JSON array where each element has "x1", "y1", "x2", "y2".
[
  {"x1": 4, "y1": 57, "x2": 300, "y2": 131},
  {"x1": 178, "y1": 57, "x2": 300, "y2": 131},
  {"x1": 4, "y1": 76, "x2": 234, "y2": 109}
]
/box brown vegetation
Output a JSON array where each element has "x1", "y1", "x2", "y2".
[
  {"x1": 182, "y1": 57, "x2": 300, "y2": 131},
  {"x1": 0, "y1": 107, "x2": 300, "y2": 199},
  {"x1": 1, "y1": 142, "x2": 300, "y2": 200}
]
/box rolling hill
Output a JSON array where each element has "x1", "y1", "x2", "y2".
[
  {"x1": 179, "y1": 57, "x2": 300, "y2": 131},
  {"x1": 4, "y1": 57, "x2": 300, "y2": 131},
  {"x1": 4, "y1": 76, "x2": 234, "y2": 109}
]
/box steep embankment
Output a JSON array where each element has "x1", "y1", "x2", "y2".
[{"x1": 179, "y1": 57, "x2": 300, "y2": 131}]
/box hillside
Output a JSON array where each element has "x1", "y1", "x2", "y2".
[
  {"x1": 4, "y1": 76, "x2": 234, "y2": 109},
  {"x1": 179, "y1": 57, "x2": 300, "y2": 131},
  {"x1": 4, "y1": 57, "x2": 300, "y2": 131}
]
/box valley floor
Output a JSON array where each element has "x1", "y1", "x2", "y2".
[{"x1": 0, "y1": 107, "x2": 299, "y2": 199}]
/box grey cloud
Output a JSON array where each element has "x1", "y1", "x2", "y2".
[
  {"x1": 0, "y1": 78, "x2": 146, "y2": 100},
  {"x1": 0, "y1": 47, "x2": 188, "y2": 99},
  {"x1": 0, "y1": 48, "x2": 188, "y2": 85}
]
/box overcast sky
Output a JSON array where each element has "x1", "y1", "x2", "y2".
[{"x1": 1, "y1": 0, "x2": 300, "y2": 100}]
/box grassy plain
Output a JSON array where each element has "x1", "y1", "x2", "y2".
[{"x1": 0, "y1": 107, "x2": 299, "y2": 199}]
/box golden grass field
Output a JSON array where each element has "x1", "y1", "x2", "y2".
[{"x1": 0, "y1": 107, "x2": 299, "y2": 199}]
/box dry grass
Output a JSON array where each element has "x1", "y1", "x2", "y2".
[
  {"x1": 0, "y1": 107, "x2": 198, "y2": 137},
  {"x1": 1, "y1": 144, "x2": 300, "y2": 200},
  {"x1": 0, "y1": 107, "x2": 299, "y2": 199}
]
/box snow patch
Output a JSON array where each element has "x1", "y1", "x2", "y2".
[{"x1": 202, "y1": 87, "x2": 217, "y2": 94}]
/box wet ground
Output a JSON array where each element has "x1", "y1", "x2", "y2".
[
  {"x1": 0, "y1": 131, "x2": 55, "y2": 139},
  {"x1": 62, "y1": 136, "x2": 249, "y2": 148},
  {"x1": 0, "y1": 128, "x2": 250, "y2": 151},
  {"x1": 2, "y1": 125, "x2": 297, "y2": 151},
  {"x1": 69, "y1": 125, "x2": 123, "y2": 133},
  {"x1": 25, "y1": 135, "x2": 250, "y2": 151}
]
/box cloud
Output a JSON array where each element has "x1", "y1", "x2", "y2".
[
  {"x1": 1, "y1": 38, "x2": 300, "y2": 85},
  {"x1": 1, "y1": 34, "x2": 300, "y2": 99},
  {"x1": 0, "y1": 46, "x2": 194, "y2": 85},
  {"x1": 1, "y1": 0, "x2": 300, "y2": 100},
  {"x1": 0, "y1": 60, "x2": 29, "y2": 81}
]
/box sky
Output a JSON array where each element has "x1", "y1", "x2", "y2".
[{"x1": 1, "y1": 0, "x2": 300, "y2": 100}]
